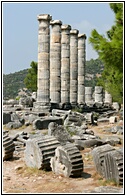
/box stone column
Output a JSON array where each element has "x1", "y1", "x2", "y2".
[
  {"x1": 50, "y1": 20, "x2": 62, "y2": 104},
  {"x1": 61, "y1": 24, "x2": 71, "y2": 104},
  {"x1": 78, "y1": 34, "x2": 86, "y2": 104},
  {"x1": 70, "y1": 29, "x2": 79, "y2": 106},
  {"x1": 95, "y1": 86, "x2": 103, "y2": 103},
  {"x1": 85, "y1": 87, "x2": 93, "y2": 103},
  {"x1": 104, "y1": 91, "x2": 112, "y2": 104},
  {"x1": 34, "y1": 14, "x2": 52, "y2": 111}
]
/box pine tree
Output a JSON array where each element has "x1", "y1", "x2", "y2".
[
  {"x1": 89, "y1": 3, "x2": 123, "y2": 103},
  {"x1": 24, "y1": 61, "x2": 37, "y2": 92}
]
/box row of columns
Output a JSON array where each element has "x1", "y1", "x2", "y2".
[
  {"x1": 85, "y1": 86, "x2": 112, "y2": 104},
  {"x1": 35, "y1": 14, "x2": 86, "y2": 111}
]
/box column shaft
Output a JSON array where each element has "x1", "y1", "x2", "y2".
[
  {"x1": 70, "y1": 29, "x2": 79, "y2": 105},
  {"x1": 78, "y1": 34, "x2": 86, "y2": 104},
  {"x1": 61, "y1": 25, "x2": 71, "y2": 104},
  {"x1": 37, "y1": 14, "x2": 52, "y2": 103},
  {"x1": 50, "y1": 20, "x2": 62, "y2": 103}
]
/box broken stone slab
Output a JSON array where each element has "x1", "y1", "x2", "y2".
[
  {"x1": 52, "y1": 109, "x2": 71, "y2": 118},
  {"x1": 64, "y1": 113, "x2": 82, "y2": 126},
  {"x1": 104, "y1": 125, "x2": 123, "y2": 134},
  {"x1": 77, "y1": 133, "x2": 100, "y2": 140},
  {"x1": 91, "y1": 144, "x2": 115, "y2": 176},
  {"x1": 24, "y1": 135, "x2": 60, "y2": 170},
  {"x1": 48, "y1": 122, "x2": 73, "y2": 145},
  {"x1": 102, "y1": 135, "x2": 121, "y2": 146},
  {"x1": 75, "y1": 139, "x2": 106, "y2": 148},
  {"x1": 109, "y1": 116, "x2": 117, "y2": 124},
  {"x1": 77, "y1": 129, "x2": 94, "y2": 136},
  {"x1": 112, "y1": 125, "x2": 123, "y2": 134},
  {"x1": 33, "y1": 117, "x2": 63, "y2": 130},
  {"x1": 6, "y1": 120, "x2": 23, "y2": 129},
  {"x1": 85, "y1": 113, "x2": 94, "y2": 124},
  {"x1": 50, "y1": 143, "x2": 83, "y2": 177}
]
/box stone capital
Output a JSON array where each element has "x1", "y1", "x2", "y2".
[
  {"x1": 61, "y1": 25, "x2": 71, "y2": 30},
  {"x1": 78, "y1": 34, "x2": 87, "y2": 39},
  {"x1": 37, "y1": 14, "x2": 52, "y2": 21},
  {"x1": 50, "y1": 20, "x2": 62, "y2": 25},
  {"x1": 70, "y1": 29, "x2": 79, "y2": 34}
]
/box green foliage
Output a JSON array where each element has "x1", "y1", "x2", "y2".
[
  {"x1": 89, "y1": 3, "x2": 123, "y2": 103},
  {"x1": 24, "y1": 61, "x2": 38, "y2": 92},
  {"x1": 3, "y1": 69, "x2": 28, "y2": 99},
  {"x1": 85, "y1": 58, "x2": 103, "y2": 89}
]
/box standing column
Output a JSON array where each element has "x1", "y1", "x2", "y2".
[
  {"x1": 50, "y1": 20, "x2": 62, "y2": 103},
  {"x1": 70, "y1": 29, "x2": 79, "y2": 106},
  {"x1": 104, "y1": 91, "x2": 112, "y2": 104},
  {"x1": 61, "y1": 24, "x2": 71, "y2": 104},
  {"x1": 95, "y1": 86, "x2": 103, "y2": 103},
  {"x1": 78, "y1": 34, "x2": 86, "y2": 104},
  {"x1": 85, "y1": 87, "x2": 93, "y2": 104},
  {"x1": 34, "y1": 14, "x2": 52, "y2": 111}
]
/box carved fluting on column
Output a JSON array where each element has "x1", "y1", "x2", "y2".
[
  {"x1": 78, "y1": 34, "x2": 86, "y2": 104},
  {"x1": 37, "y1": 14, "x2": 52, "y2": 103},
  {"x1": 33, "y1": 14, "x2": 52, "y2": 111},
  {"x1": 61, "y1": 25, "x2": 71, "y2": 104},
  {"x1": 70, "y1": 29, "x2": 79, "y2": 106},
  {"x1": 50, "y1": 20, "x2": 62, "y2": 103}
]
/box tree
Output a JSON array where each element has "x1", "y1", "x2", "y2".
[
  {"x1": 24, "y1": 61, "x2": 38, "y2": 92},
  {"x1": 89, "y1": 3, "x2": 123, "y2": 103}
]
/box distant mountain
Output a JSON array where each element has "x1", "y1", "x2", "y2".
[{"x1": 3, "y1": 59, "x2": 104, "y2": 99}]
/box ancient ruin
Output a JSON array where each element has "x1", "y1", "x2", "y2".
[
  {"x1": 3, "y1": 13, "x2": 123, "y2": 194},
  {"x1": 33, "y1": 14, "x2": 86, "y2": 111}
]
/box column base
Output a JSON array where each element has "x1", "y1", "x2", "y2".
[{"x1": 33, "y1": 102, "x2": 51, "y2": 113}]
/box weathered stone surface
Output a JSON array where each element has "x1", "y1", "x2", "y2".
[
  {"x1": 50, "y1": 143, "x2": 83, "y2": 177},
  {"x1": 33, "y1": 117, "x2": 63, "y2": 130},
  {"x1": 104, "y1": 149, "x2": 123, "y2": 185},
  {"x1": 19, "y1": 97, "x2": 33, "y2": 107},
  {"x1": 6, "y1": 120, "x2": 23, "y2": 129},
  {"x1": 102, "y1": 135, "x2": 121, "y2": 146},
  {"x1": 70, "y1": 29, "x2": 79, "y2": 105},
  {"x1": 64, "y1": 113, "x2": 82, "y2": 126},
  {"x1": 109, "y1": 116, "x2": 117, "y2": 123},
  {"x1": 52, "y1": 109, "x2": 71, "y2": 119},
  {"x1": 24, "y1": 135, "x2": 60, "y2": 170},
  {"x1": 91, "y1": 144, "x2": 115, "y2": 176},
  {"x1": 75, "y1": 139, "x2": 105, "y2": 148},
  {"x1": 85, "y1": 113, "x2": 94, "y2": 124},
  {"x1": 48, "y1": 122, "x2": 72, "y2": 144},
  {"x1": 3, "y1": 131, "x2": 15, "y2": 161}
]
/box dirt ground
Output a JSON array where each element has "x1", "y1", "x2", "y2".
[{"x1": 3, "y1": 122, "x2": 123, "y2": 194}]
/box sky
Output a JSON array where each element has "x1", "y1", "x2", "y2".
[{"x1": 2, "y1": 1, "x2": 115, "y2": 74}]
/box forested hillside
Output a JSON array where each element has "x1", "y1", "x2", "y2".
[
  {"x1": 3, "y1": 59, "x2": 103, "y2": 99},
  {"x1": 3, "y1": 69, "x2": 28, "y2": 99}
]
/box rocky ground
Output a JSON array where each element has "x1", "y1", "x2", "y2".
[{"x1": 3, "y1": 122, "x2": 123, "y2": 194}]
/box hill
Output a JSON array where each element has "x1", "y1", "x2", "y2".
[
  {"x1": 3, "y1": 59, "x2": 104, "y2": 99},
  {"x1": 3, "y1": 69, "x2": 28, "y2": 99}
]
